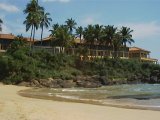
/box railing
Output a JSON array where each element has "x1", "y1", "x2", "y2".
[
  {"x1": 0, "y1": 50, "x2": 6, "y2": 52},
  {"x1": 65, "y1": 48, "x2": 129, "y2": 59},
  {"x1": 33, "y1": 46, "x2": 130, "y2": 59}
]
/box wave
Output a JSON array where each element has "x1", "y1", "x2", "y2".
[
  {"x1": 61, "y1": 89, "x2": 86, "y2": 92},
  {"x1": 55, "y1": 94, "x2": 80, "y2": 100}
]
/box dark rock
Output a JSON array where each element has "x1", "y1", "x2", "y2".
[
  {"x1": 75, "y1": 75, "x2": 102, "y2": 88},
  {"x1": 150, "y1": 76, "x2": 158, "y2": 83},
  {"x1": 30, "y1": 79, "x2": 40, "y2": 87},
  {"x1": 61, "y1": 80, "x2": 76, "y2": 88},
  {"x1": 18, "y1": 81, "x2": 30, "y2": 87},
  {"x1": 151, "y1": 70, "x2": 159, "y2": 76},
  {"x1": 127, "y1": 75, "x2": 142, "y2": 84},
  {"x1": 141, "y1": 77, "x2": 150, "y2": 83},
  {"x1": 99, "y1": 76, "x2": 109, "y2": 85},
  {"x1": 49, "y1": 79, "x2": 64, "y2": 88}
]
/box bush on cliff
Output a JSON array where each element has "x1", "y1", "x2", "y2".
[{"x1": 0, "y1": 38, "x2": 160, "y2": 85}]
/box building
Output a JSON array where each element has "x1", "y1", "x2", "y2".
[
  {"x1": 0, "y1": 33, "x2": 158, "y2": 64},
  {"x1": 0, "y1": 33, "x2": 35, "y2": 52},
  {"x1": 34, "y1": 36, "x2": 158, "y2": 63},
  {"x1": 0, "y1": 34, "x2": 15, "y2": 52},
  {"x1": 129, "y1": 47, "x2": 158, "y2": 64}
]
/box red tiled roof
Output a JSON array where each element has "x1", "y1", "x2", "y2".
[
  {"x1": 0, "y1": 34, "x2": 15, "y2": 40},
  {"x1": 129, "y1": 47, "x2": 150, "y2": 53},
  {"x1": 0, "y1": 34, "x2": 37, "y2": 42}
]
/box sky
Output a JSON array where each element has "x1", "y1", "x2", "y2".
[{"x1": 0, "y1": 0, "x2": 160, "y2": 61}]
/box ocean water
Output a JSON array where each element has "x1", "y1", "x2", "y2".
[{"x1": 20, "y1": 84, "x2": 160, "y2": 110}]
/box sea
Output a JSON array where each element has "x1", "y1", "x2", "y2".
[{"x1": 19, "y1": 84, "x2": 160, "y2": 111}]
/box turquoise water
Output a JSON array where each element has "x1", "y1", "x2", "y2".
[{"x1": 21, "y1": 84, "x2": 160, "y2": 110}]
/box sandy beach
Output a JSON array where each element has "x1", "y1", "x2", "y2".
[{"x1": 0, "y1": 84, "x2": 160, "y2": 120}]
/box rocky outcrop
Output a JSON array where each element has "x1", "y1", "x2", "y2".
[
  {"x1": 149, "y1": 70, "x2": 160, "y2": 83},
  {"x1": 127, "y1": 70, "x2": 160, "y2": 84},
  {"x1": 18, "y1": 69, "x2": 160, "y2": 88},
  {"x1": 74, "y1": 75, "x2": 102, "y2": 88},
  {"x1": 18, "y1": 75, "x2": 109, "y2": 88}
]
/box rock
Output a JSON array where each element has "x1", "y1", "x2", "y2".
[
  {"x1": 76, "y1": 76, "x2": 102, "y2": 88},
  {"x1": 99, "y1": 76, "x2": 108, "y2": 85},
  {"x1": 30, "y1": 79, "x2": 40, "y2": 87},
  {"x1": 18, "y1": 81, "x2": 30, "y2": 87},
  {"x1": 49, "y1": 79, "x2": 62, "y2": 88},
  {"x1": 127, "y1": 75, "x2": 142, "y2": 84},
  {"x1": 150, "y1": 76, "x2": 158, "y2": 83},
  {"x1": 61, "y1": 80, "x2": 76, "y2": 88},
  {"x1": 151, "y1": 70, "x2": 159, "y2": 76},
  {"x1": 141, "y1": 77, "x2": 150, "y2": 83},
  {"x1": 48, "y1": 77, "x2": 54, "y2": 81}
]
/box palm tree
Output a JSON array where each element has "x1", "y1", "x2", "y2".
[
  {"x1": 65, "y1": 18, "x2": 77, "y2": 34},
  {"x1": 120, "y1": 26, "x2": 134, "y2": 47},
  {"x1": 23, "y1": 14, "x2": 33, "y2": 46},
  {"x1": 50, "y1": 23, "x2": 59, "y2": 36},
  {"x1": 0, "y1": 19, "x2": 3, "y2": 32},
  {"x1": 76, "y1": 26, "x2": 83, "y2": 43},
  {"x1": 103, "y1": 25, "x2": 117, "y2": 48},
  {"x1": 23, "y1": 12, "x2": 40, "y2": 45},
  {"x1": 112, "y1": 33, "x2": 123, "y2": 58},
  {"x1": 101, "y1": 25, "x2": 118, "y2": 58},
  {"x1": 83, "y1": 25, "x2": 95, "y2": 49},
  {"x1": 40, "y1": 12, "x2": 52, "y2": 45},
  {"x1": 23, "y1": 0, "x2": 44, "y2": 43},
  {"x1": 53, "y1": 25, "x2": 73, "y2": 52},
  {"x1": 93, "y1": 24, "x2": 103, "y2": 50},
  {"x1": 83, "y1": 24, "x2": 97, "y2": 57}
]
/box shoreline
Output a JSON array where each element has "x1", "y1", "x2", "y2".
[
  {"x1": 0, "y1": 85, "x2": 160, "y2": 120},
  {"x1": 19, "y1": 88, "x2": 160, "y2": 111}
]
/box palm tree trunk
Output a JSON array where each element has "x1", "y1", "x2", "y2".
[
  {"x1": 112, "y1": 44, "x2": 115, "y2": 59},
  {"x1": 30, "y1": 25, "x2": 33, "y2": 48},
  {"x1": 80, "y1": 34, "x2": 82, "y2": 44},
  {"x1": 41, "y1": 26, "x2": 44, "y2": 46},
  {"x1": 32, "y1": 26, "x2": 36, "y2": 45}
]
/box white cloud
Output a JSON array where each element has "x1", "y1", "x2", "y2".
[
  {"x1": 83, "y1": 17, "x2": 95, "y2": 25},
  {"x1": 1, "y1": 24, "x2": 11, "y2": 33},
  {"x1": 81, "y1": 16, "x2": 101, "y2": 26},
  {"x1": 118, "y1": 22, "x2": 160, "y2": 40},
  {"x1": 0, "y1": 3, "x2": 19, "y2": 12},
  {"x1": 42, "y1": 0, "x2": 71, "y2": 3}
]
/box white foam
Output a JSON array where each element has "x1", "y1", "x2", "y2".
[
  {"x1": 55, "y1": 94, "x2": 80, "y2": 100},
  {"x1": 62, "y1": 89, "x2": 85, "y2": 92},
  {"x1": 48, "y1": 93, "x2": 53, "y2": 96}
]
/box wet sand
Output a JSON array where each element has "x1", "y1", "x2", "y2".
[{"x1": 0, "y1": 84, "x2": 160, "y2": 120}]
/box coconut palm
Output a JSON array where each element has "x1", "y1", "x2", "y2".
[
  {"x1": 103, "y1": 25, "x2": 117, "y2": 47},
  {"x1": 112, "y1": 33, "x2": 123, "y2": 58},
  {"x1": 40, "y1": 12, "x2": 52, "y2": 45},
  {"x1": 23, "y1": 0, "x2": 43, "y2": 14},
  {"x1": 53, "y1": 25, "x2": 73, "y2": 52},
  {"x1": 23, "y1": 15, "x2": 33, "y2": 43},
  {"x1": 65, "y1": 18, "x2": 77, "y2": 34},
  {"x1": 50, "y1": 23, "x2": 59, "y2": 36},
  {"x1": 24, "y1": 0, "x2": 44, "y2": 43},
  {"x1": 120, "y1": 26, "x2": 134, "y2": 47},
  {"x1": 23, "y1": 12, "x2": 40, "y2": 44},
  {"x1": 93, "y1": 24, "x2": 103, "y2": 48},
  {"x1": 76, "y1": 26, "x2": 83, "y2": 43},
  {"x1": 83, "y1": 25, "x2": 95, "y2": 49},
  {"x1": 0, "y1": 19, "x2": 3, "y2": 32}
]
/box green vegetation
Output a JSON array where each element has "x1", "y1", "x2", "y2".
[
  {"x1": 0, "y1": 0, "x2": 159, "y2": 86},
  {"x1": 22, "y1": 0, "x2": 134, "y2": 59},
  {"x1": 23, "y1": 0, "x2": 52, "y2": 43},
  {"x1": 0, "y1": 36, "x2": 160, "y2": 85}
]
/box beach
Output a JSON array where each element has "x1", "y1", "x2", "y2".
[{"x1": 0, "y1": 84, "x2": 160, "y2": 120}]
